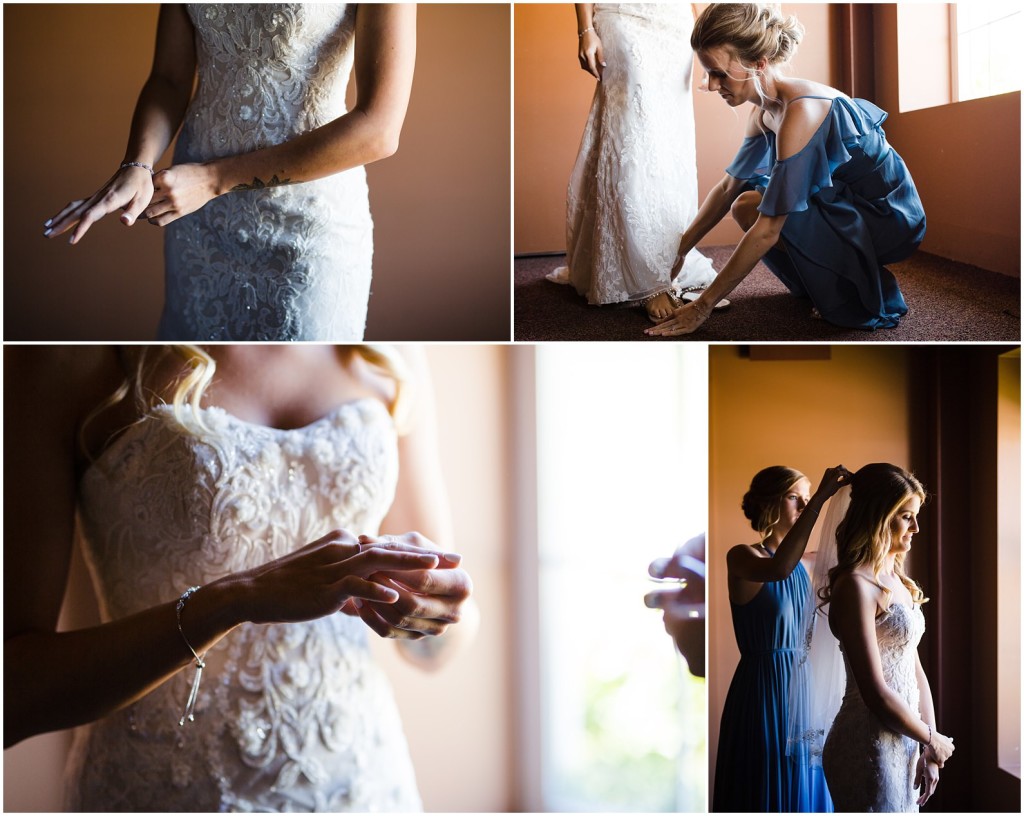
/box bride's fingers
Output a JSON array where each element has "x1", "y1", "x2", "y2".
[
  {"x1": 44, "y1": 199, "x2": 87, "y2": 235},
  {"x1": 333, "y1": 575, "x2": 400, "y2": 605},
  {"x1": 355, "y1": 602, "x2": 428, "y2": 640}
]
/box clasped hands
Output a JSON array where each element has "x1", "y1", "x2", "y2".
[
  {"x1": 44, "y1": 162, "x2": 220, "y2": 244},
  {"x1": 239, "y1": 529, "x2": 472, "y2": 641}
]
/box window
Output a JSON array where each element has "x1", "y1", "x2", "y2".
[
  {"x1": 953, "y1": 4, "x2": 1022, "y2": 102},
  {"x1": 522, "y1": 344, "x2": 707, "y2": 811},
  {"x1": 996, "y1": 350, "x2": 1021, "y2": 779}
]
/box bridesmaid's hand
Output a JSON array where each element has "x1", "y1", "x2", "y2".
[
  {"x1": 347, "y1": 532, "x2": 472, "y2": 639},
  {"x1": 578, "y1": 29, "x2": 606, "y2": 80},
  {"x1": 814, "y1": 465, "x2": 852, "y2": 501},
  {"x1": 143, "y1": 162, "x2": 221, "y2": 226},
  {"x1": 43, "y1": 165, "x2": 155, "y2": 244},
  {"x1": 914, "y1": 755, "x2": 939, "y2": 806},
  {"x1": 644, "y1": 300, "x2": 712, "y2": 337}
]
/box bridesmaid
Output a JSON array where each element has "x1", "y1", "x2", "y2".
[
  {"x1": 714, "y1": 465, "x2": 848, "y2": 812},
  {"x1": 648, "y1": 4, "x2": 925, "y2": 336}
]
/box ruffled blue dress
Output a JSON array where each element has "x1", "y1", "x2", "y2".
[
  {"x1": 713, "y1": 556, "x2": 833, "y2": 813},
  {"x1": 726, "y1": 96, "x2": 925, "y2": 329}
]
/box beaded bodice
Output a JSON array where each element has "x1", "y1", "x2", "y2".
[{"x1": 65, "y1": 400, "x2": 421, "y2": 811}]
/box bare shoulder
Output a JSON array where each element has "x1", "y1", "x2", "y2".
[
  {"x1": 727, "y1": 542, "x2": 769, "y2": 563},
  {"x1": 830, "y1": 569, "x2": 883, "y2": 610}
]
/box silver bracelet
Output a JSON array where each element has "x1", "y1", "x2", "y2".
[
  {"x1": 578, "y1": 26, "x2": 594, "y2": 37},
  {"x1": 176, "y1": 586, "x2": 206, "y2": 726},
  {"x1": 121, "y1": 161, "x2": 153, "y2": 174}
]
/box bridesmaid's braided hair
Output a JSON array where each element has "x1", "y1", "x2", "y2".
[
  {"x1": 691, "y1": 3, "x2": 804, "y2": 68},
  {"x1": 742, "y1": 465, "x2": 806, "y2": 545}
]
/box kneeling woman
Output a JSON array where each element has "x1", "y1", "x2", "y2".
[{"x1": 648, "y1": 3, "x2": 925, "y2": 337}]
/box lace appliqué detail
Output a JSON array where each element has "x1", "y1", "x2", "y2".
[
  {"x1": 563, "y1": 5, "x2": 716, "y2": 305},
  {"x1": 823, "y1": 603, "x2": 925, "y2": 813},
  {"x1": 161, "y1": 4, "x2": 374, "y2": 341},
  {"x1": 65, "y1": 400, "x2": 422, "y2": 811}
]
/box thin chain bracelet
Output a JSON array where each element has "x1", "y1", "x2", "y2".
[
  {"x1": 121, "y1": 161, "x2": 153, "y2": 174},
  {"x1": 176, "y1": 586, "x2": 206, "y2": 726},
  {"x1": 578, "y1": 26, "x2": 594, "y2": 36}
]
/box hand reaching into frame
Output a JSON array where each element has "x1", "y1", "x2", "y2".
[
  {"x1": 44, "y1": 165, "x2": 155, "y2": 244},
  {"x1": 342, "y1": 532, "x2": 473, "y2": 640}
]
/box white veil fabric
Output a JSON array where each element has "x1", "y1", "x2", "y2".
[{"x1": 786, "y1": 485, "x2": 850, "y2": 767}]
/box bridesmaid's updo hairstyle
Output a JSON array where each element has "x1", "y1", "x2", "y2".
[
  {"x1": 742, "y1": 465, "x2": 805, "y2": 544},
  {"x1": 691, "y1": 3, "x2": 805, "y2": 70},
  {"x1": 822, "y1": 463, "x2": 928, "y2": 606}
]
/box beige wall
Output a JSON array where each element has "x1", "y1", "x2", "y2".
[
  {"x1": 873, "y1": 5, "x2": 1020, "y2": 277},
  {"x1": 707, "y1": 345, "x2": 912, "y2": 795},
  {"x1": 514, "y1": 3, "x2": 835, "y2": 255},
  {"x1": 2, "y1": 345, "x2": 516, "y2": 812},
  {"x1": 3, "y1": 4, "x2": 511, "y2": 341}
]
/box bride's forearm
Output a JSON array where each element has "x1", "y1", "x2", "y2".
[
  {"x1": 4, "y1": 578, "x2": 246, "y2": 748},
  {"x1": 122, "y1": 74, "x2": 194, "y2": 168},
  {"x1": 208, "y1": 109, "x2": 403, "y2": 195}
]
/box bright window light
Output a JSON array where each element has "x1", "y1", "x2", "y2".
[
  {"x1": 955, "y1": 3, "x2": 1021, "y2": 101},
  {"x1": 534, "y1": 345, "x2": 707, "y2": 812}
]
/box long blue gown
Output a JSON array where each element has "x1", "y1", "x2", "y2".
[
  {"x1": 713, "y1": 556, "x2": 833, "y2": 812},
  {"x1": 726, "y1": 96, "x2": 926, "y2": 330}
]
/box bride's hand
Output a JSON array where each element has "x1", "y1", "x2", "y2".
[
  {"x1": 924, "y1": 730, "x2": 954, "y2": 767},
  {"x1": 914, "y1": 755, "x2": 940, "y2": 806},
  {"x1": 347, "y1": 532, "x2": 472, "y2": 639},
  {"x1": 643, "y1": 300, "x2": 712, "y2": 337},
  {"x1": 233, "y1": 529, "x2": 444, "y2": 625},
  {"x1": 143, "y1": 162, "x2": 221, "y2": 226},
  {"x1": 43, "y1": 165, "x2": 155, "y2": 244},
  {"x1": 578, "y1": 29, "x2": 606, "y2": 80}
]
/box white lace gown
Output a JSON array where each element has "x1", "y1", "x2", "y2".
[
  {"x1": 161, "y1": 4, "x2": 373, "y2": 341},
  {"x1": 822, "y1": 603, "x2": 925, "y2": 813},
  {"x1": 65, "y1": 400, "x2": 422, "y2": 812},
  {"x1": 549, "y1": 4, "x2": 717, "y2": 305}
]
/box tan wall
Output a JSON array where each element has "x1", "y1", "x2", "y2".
[
  {"x1": 707, "y1": 345, "x2": 912, "y2": 795},
  {"x1": 874, "y1": 5, "x2": 1020, "y2": 277},
  {"x1": 2, "y1": 345, "x2": 516, "y2": 812},
  {"x1": 3, "y1": 4, "x2": 511, "y2": 341},
  {"x1": 514, "y1": 3, "x2": 835, "y2": 255}
]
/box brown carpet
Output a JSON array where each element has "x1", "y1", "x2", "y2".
[{"x1": 514, "y1": 248, "x2": 1020, "y2": 342}]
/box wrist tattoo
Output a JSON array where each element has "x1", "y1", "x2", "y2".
[{"x1": 231, "y1": 174, "x2": 297, "y2": 192}]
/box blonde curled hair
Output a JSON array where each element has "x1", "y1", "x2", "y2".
[
  {"x1": 820, "y1": 463, "x2": 928, "y2": 607},
  {"x1": 82, "y1": 345, "x2": 410, "y2": 456}
]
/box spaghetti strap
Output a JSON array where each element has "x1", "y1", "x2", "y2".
[{"x1": 788, "y1": 94, "x2": 835, "y2": 103}]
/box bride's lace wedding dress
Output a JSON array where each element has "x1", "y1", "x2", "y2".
[
  {"x1": 822, "y1": 603, "x2": 925, "y2": 813},
  {"x1": 549, "y1": 4, "x2": 717, "y2": 305},
  {"x1": 161, "y1": 4, "x2": 374, "y2": 341},
  {"x1": 65, "y1": 400, "x2": 421, "y2": 811}
]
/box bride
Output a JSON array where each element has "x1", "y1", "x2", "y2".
[
  {"x1": 547, "y1": 3, "x2": 718, "y2": 322},
  {"x1": 819, "y1": 464, "x2": 954, "y2": 811},
  {"x1": 4, "y1": 345, "x2": 474, "y2": 810},
  {"x1": 43, "y1": 5, "x2": 415, "y2": 341}
]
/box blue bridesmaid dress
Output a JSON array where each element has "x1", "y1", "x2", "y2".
[
  {"x1": 726, "y1": 96, "x2": 926, "y2": 329},
  {"x1": 713, "y1": 555, "x2": 833, "y2": 812}
]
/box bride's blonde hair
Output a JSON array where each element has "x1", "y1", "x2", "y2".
[
  {"x1": 819, "y1": 463, "x2": 928, "y2": 608},
  {"x1": 82, "y1": 345, "x2": 410, "y2": 456}
]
